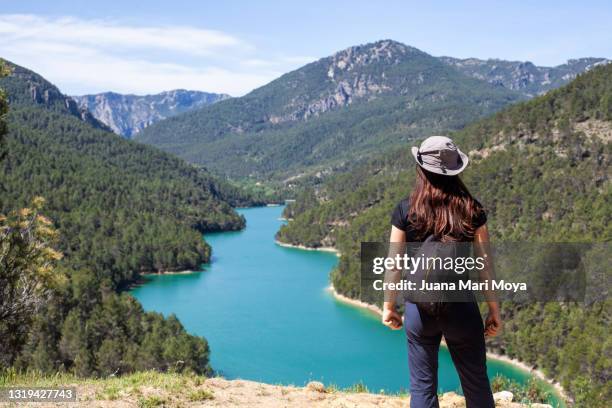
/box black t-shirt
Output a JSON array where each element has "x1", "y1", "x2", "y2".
[{"x1": 390, "y1": 198, "x2": 487, "y2": 242}]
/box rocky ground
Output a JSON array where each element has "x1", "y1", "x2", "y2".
[{"x1": 0, "y1": 373, "x2": 554, "y2": 408}]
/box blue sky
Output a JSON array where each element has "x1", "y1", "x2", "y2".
[{"x1": 1, "y1": 1, "x2": 611, "y2": 95}]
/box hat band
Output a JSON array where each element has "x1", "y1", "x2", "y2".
[{"x1": 417, "y1": 149, "x2": 461, "y2": 171}]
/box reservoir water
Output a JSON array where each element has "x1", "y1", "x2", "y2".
[{"x1": 131, "y1": 206, "x2": 543, "y2": 395}]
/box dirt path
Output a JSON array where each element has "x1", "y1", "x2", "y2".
[{"x1": 1, "y1": 377, "x2": 549, "y2": 408}]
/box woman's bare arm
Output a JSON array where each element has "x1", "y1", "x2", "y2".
[
  {"x1": 473, "y1": 225, "x2": 502, "y2": 337},
  {"x1": 382, "y1": 226, "x2": 406, "y2": 330}
]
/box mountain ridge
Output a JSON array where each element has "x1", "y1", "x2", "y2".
[
  {"x1": 0, "y1": 59, "x2": 111, "y2": 131},
  {"x1": 73, "y1": 89, "x2": 230, "y2": 137},
  {"x1": 439, "y1": 55, "x2": 610, "y2": 97}
]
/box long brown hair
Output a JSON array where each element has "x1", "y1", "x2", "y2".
[{"x1": 408, "y1": 166, "x2": 480, "y2": 242}]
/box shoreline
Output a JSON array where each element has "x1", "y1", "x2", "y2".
[
  {"x1": 327, "y1": 284, "x2": 384, "y2": 315},
  {"x1": 139, "y1": 269, "x2": 198, "y2": 276},
  {"x1": 127, "y1": 269, "x2": 200, "y2": 290},
  {"x1": 327, "y1": 283, "x2": 569, "y2": 403},
  {"x1": 274, "y1": 239, "x2": 341, "y2": 256},
  {"x1": 140, "y1": 269, "x2": 201, "y2": 276}
]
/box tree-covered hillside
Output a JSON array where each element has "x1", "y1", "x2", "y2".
[
  {"x1": 137, "y1": 40, "x2": 522, "y2": 179},
  {"x1": 0, "y1": 61, "x2": 260, "y2": 377},
  {"x1": 0, "y1": 61, "x2": 259, "y2": 286},
  {"x1": 277, "y1": 65, "x2": 612, "y2": 405}
]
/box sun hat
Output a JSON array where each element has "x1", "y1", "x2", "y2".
[{"x1": 411, "y1": 136, "x2": 469, "y2": 176}]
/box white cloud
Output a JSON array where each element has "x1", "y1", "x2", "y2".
[
  {"x1": 0, "y1": 14, "x2": 244, "y2": 56},
  {"x1": 0, "y1": 14, "x2": 313, "y2": 96}
]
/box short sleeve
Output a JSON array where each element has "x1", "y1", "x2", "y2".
[
  {"x1": 472, "y1": 200, "x2": 487, "y2": 229},
  {"x1": 391, "y1": 199, "x2": 410, "y2": 231}
]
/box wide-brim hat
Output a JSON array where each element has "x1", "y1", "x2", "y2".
[{"x1": 411, "y1": 135, "x2": 469, "y2": 176}]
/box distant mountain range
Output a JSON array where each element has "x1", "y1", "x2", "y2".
[
  {"x1": 136, "y1": 40, "x2": 524, "y2": 179},
  {"x1": 132, "y1": 39, "x2": 607, "y2": 180},
  {"x1": 73, "y1": 90, "x2": 230, "y2": 137},
  {"x1": 73, "y1": 56, "x2": 609, "y2": 141},
  {"x1": 439, "y1": 56, "x2": 610, "y2": 97},
  {"x1": 18, "y1": 38, "x2": 605, "y2": 180}
]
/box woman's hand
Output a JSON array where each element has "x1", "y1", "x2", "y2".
[
  {"x1": 484, "y1": 308, "x2": 502, "y2": 337},
  {"x1": 382, "y1": 304, "x2": 403, "y2": 330}
]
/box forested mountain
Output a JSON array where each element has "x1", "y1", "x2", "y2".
[
  {"x1": 73, "y1": 90, "x2": 230, "y2": 137},
  {"x1": 0, "y1": 61, "x2": 259, "y2": 377},
  {"x1": 277, "y1": 65, "x2": 612, "y2": 405},
  {"x1": 0, "y1": 60, "x2": 256, "y2": 281},
  {"x1": 136, "y1": 40, "x2": 605, "y2": 181},
  {"x1": 440, "y1": 56, "x2": 609, "y2": 97},
  {"x1": 137, "y1": 40, "x2": 523, "y2": 179}
]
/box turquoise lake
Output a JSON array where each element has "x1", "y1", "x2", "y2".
[{"x1": 131, "y1": 205, "x2": 546, "y2": 395}]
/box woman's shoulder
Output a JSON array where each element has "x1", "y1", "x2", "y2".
[
  {"x1": 472, "y1": 198, "x2": 487, "y2": 229},
  {"x1": 390, "y1": 198, "x2": 410, "y2": 230},
  {"x1": 396, "y1": 198, "x2": 410, "y2": 213}
]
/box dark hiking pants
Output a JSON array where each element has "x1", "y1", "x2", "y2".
[{"x1": 404, "y1": 301, "x2": 495, "y2": 408}]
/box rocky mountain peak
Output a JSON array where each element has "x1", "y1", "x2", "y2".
[
  {"x1": 278, "y1": 40, "x2": 436, "y2": 121},
  {"x1": 326, "y1": 40, "x2": 420, "y2": 78},
  {"x1": 566, "y1": 57, "x2": 610, "y2": 66}
]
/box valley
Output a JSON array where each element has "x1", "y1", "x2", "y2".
[{"x1": 1, "y1": 35, "x2": 609, "y2": 406}]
